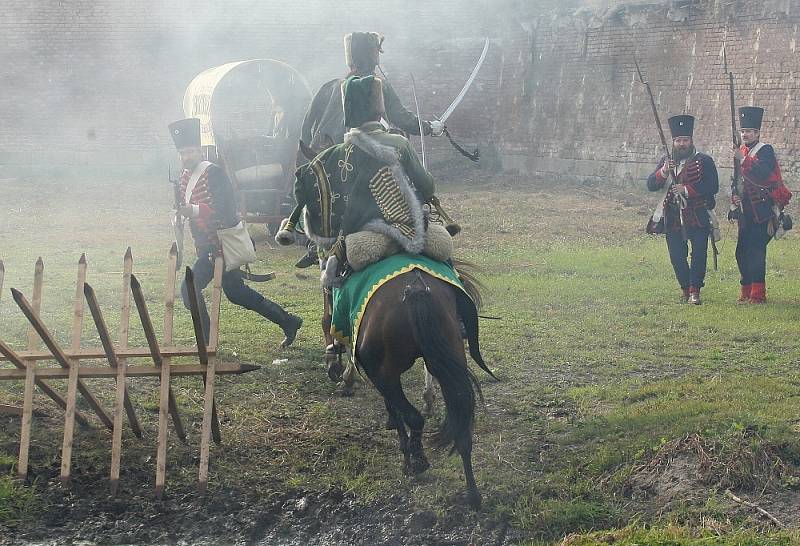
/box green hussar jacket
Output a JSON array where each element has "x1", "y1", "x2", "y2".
[
  {"x1": 301, "y1": 77, "x2": 431, "y2": 152},
  {"x1": 293, "y1": 121, "x2": 435, "y2": 255}
]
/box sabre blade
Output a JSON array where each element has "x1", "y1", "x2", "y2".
[
  {"x1": 410, "y1": 73, "x2": 426, "y2": 170},
  {"x1": 438, "y1": 38, "x2": 490, "y2": 124}
]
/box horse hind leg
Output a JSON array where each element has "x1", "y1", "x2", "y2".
[
  {"x1": 335, "y1": 354, "x2": 356, "y2": 397},
  {"x1": 384, "y1": 382, "x2": 430, "y2": 476},
  {"x1": 422, "y1": 368, "x2": 436, "y2": 418},
  {"x1": 456, "y1": 434, "x2": 481, "y2": 509}
]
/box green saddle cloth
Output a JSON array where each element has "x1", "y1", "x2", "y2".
[{"x1": 331, "y1": 253, "x2": 466, "y2": 348}]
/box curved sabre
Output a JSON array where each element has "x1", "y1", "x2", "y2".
[
  {"x1": 410, "y1": 73, "x2": 426, "y2": 169},
  {"x1": 438, "y1": 37, "x2": 490, "y2": 124}
]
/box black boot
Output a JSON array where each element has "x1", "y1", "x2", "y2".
[
  {"x1": 259, "y1": 299, "x2": 303, "y2": 348},
  {"x1": 295, "y1": 242, "x2": 318, "y2": 269}
]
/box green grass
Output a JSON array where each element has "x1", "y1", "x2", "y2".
[
  {"x1": 0, "y1": 473, "x2": 38, "y2": 525},
  {"x1": 2, "y1": 173, "x2": 800, "y2": 543}
]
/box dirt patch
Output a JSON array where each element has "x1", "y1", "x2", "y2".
[
  {"x1": 624, "y1": 430, "x2": 800, "y2": 527},
  {"x1": 2, "y1": 481, "x2": 517, "y2": 545}
]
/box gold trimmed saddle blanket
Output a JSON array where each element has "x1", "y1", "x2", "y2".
[{"x1": 331, "y1": 253, "x2": 467, "y2": 349}]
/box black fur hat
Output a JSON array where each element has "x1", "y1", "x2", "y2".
[
  {"x1": 169, "y1": 118, "x2": 201, "y2": 149},
  {"x1": 668, "y1": 115, "x2": 694, "y2": 139}
]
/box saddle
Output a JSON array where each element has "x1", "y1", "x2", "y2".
[{"x1": 345, "y1": 223, "x2": 453, "y2": 272}]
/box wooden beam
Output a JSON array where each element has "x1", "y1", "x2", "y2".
[
  {"x1": 0, "y1": 362, "x2": 258, "y2": 380},
  {"x1": 185, "y1": 266, "x2": 221, "y2": 494},
  {"x1": 115, "y1": 247, "x2": 143, "y2": 438},
  {"x1": 129, "y1": 274, "x2": 186, "y2": 444},
  {"x1": 0, "y1": 267, "x2": 20, "y2": 419},
  {"x1": 85, "y1": 283, "x2": 142, "y2": 436},
  {"x1": 184, "y1": 267, "x2": 221, "y2": 446},
  {"x1": 0, "y1": 340, "x2": 90, "y2": 428},
  {"x1": 156, "y1": 243, "x2": 177, "y2": 498},
  {"x1": 17, "y1": 352, "x2": 35, "y2": 479},
  {"x1": 26, "y1": 258, "x2": 43, "y2": 351},
  {"x1": 61, "y1": 254, "x2": 87, "y2": 483},
  {"x1": 10, "y1": 288, "x2": 114, "y2": 431},
  {"x1": 2, "y1": 345, "x2": 215, "y2": 362},
  {"x1": 84, "y1": 281, "x2": 144, "y2": 496},
  {"x1": 0, "y1": 404, "x2": 22, "y2": 416},
  {"x1": 208, "y1": 256, "x2": 224, "y2": 351}
]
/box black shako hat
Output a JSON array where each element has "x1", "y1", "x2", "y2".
[
  {"x1": 668, "y1": 114, "x2": 694, "y2": 139},
  {"x1": 169, "y1": 118, "x2": 201, "y2": 149},
  {"x1": 739, "y1": 106, "x2": 764, "y2": 130}
]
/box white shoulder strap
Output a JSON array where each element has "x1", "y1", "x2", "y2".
[
  {"x1": 748, "y1": 142, "x2": 765, "y2": 158},
  {"x1": 184, "y1": 161, "x2": 213, "y2": 205}
]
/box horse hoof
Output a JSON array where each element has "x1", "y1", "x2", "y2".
[
  {"x1": 335, "y1": 382, "x2": 354, "y2": 397},
  {"x1": 409, "y1": 455, "x2": 431, "y2": 475},
  {"x1": 326, "y1": 359, "x2": 344, "y2": 383},
  {"x1": 466, "y1": 490, "x2": 482, "y2": 510}
]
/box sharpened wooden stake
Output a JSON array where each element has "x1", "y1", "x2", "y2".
[
  {"x1": 128, "y1": 274, "x2": 186, "y2": 444},
  {"x1": 60, "y1": 254, "x2": 88, "y2": 483},
  {"x1": 26, "y1": 258, "x2": 43, "y2": 351},
  {"x1": 185, "y1": 266, "x2": 220, "y2": 494},
  {"x1": 183, "y1": 266, "x2": 221, "y2": 445},
  {"x1": 208, "y1": 256, "x2": 224, "y2": 352},
  {"x1": 155, "y1": 243, "x2": 178, "y2": 498},
  {"x1": 83, "y1": 282, "x2": 143, "y2": 495},
  {"x1": 18, "y1": 346, "x2": 35, "y2": 480},
  {"x1": 129, "y1": 271, "x2": 188, "y2": 496},
  {"x1": 116, "y1": 247, "x2": 143, "y2": 438},
  {"x1": 0, "y1": 262, "x2": 21, "y2": 418},
  {"x1": 10, "y1": 288, "x2": 114, "y2": 430}
]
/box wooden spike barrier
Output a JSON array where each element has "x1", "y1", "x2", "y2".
[{"x1": 0, "y1": 248, "x2": 257, "y2": 495}]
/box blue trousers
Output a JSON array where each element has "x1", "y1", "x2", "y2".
[
  {"x1": 181, "y1": 253, "x2": 289, "y2": 344},
  {"x1": 735, "y1": 218, "x2": 772, "y2": 285},
  {"x1": 665, "y1": 227, "x2": 709, "y2": 290}
]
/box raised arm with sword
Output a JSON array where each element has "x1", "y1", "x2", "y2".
[{"x1": 431, "y1": 37, "x2": 488, "y2": 162}]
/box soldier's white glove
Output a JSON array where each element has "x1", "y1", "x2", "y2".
[{"x1": 429, "y1": 120, "x2": 445, "y2": 137}]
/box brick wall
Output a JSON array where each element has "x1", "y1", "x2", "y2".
[
  {"x1": 1, "y1": 0, "x2": 798, "y2": 187},
  {"x1": 497, "y1": 0, "x2": 800, "y2": 186}
]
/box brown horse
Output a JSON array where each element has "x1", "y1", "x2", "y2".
[{"x1": 354, "y1": 265, "x2": 494, "y2": 509}]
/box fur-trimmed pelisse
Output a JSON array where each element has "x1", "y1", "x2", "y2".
[
  {"x1": 344, "y1": 32, "x2": 384, "y2": 72},
  {"x1": 345, "y1": 223, "x2": 453, "y2": 272}
]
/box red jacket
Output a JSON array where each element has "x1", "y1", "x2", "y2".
[{"x1": 736, "y1": 143, "x2": 791, "y2": 224}]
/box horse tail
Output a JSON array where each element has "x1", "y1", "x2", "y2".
[
  {"x1": 451, "y1": 257, "x2": 496, "y2": 380},
  {"x1": 405, "y1": 275, "x2": 479, "y2": 453}
]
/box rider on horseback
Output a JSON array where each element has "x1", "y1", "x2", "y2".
[
  {"x1": 277, "y1": 74, "x2": 441, "y2": 281},
  {"x1": 277, "y1": 74, "x2": 455, "y2": 377}
]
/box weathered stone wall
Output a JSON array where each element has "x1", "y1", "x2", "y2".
[
  {"x1": 497, "y1": 0, "x2": 800, "y2": 185},
  {"x1": 0, "y1": 0, "x2": 499, "y2": 169},
  {"x1": 1, "y1": 0, "x2": 798, "y2": 186}
]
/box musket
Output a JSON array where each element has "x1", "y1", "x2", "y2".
[
  {"x1": 724, "y1": 43, "x2": 743, "y2": 218},
  {"x1": 634, "y1": 55, "x2": 688, "y2": 241},
  {"x1": 169, "y1": 165, "x2": 185, "y2": 271}
]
